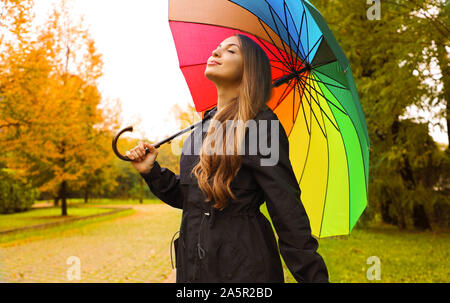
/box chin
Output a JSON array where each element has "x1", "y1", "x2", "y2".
[{"x1": 204, "y1": 70, "x2": 220, "y2": 82}]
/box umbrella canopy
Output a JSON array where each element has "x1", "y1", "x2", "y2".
[{"x1": 168, "y1": 0, "x2": 370, "y2": 238}]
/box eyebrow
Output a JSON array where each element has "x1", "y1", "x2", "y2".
[{"x1": 218, "y1": 43, "x2": 240, "y2": 49}]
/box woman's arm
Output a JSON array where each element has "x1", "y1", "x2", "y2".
[
  {"x1": 242, "y1": 115, "x2": 329, "y2": 283},
  {"x1": 140, "y1": 161, "x2": 183, "y2": 209}
]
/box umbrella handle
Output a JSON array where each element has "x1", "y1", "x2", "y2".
[
  {"x1": 112, "y1": 126, "x2": 150, "y2": 161},
  {"x1": 112, "y1": 107, "x2": 216, "y2": 161}
]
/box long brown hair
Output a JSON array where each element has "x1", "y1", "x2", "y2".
[{"x1": 191, "y1": 34, "x2": 273, "y2": 210}]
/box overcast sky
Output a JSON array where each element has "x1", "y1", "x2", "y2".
[
  {"x1": 34, "y1": 0, "x2": 195, "y2": 143},
  {"x1": 32, "y1": 0, "x2": 448, "y2": 146}
]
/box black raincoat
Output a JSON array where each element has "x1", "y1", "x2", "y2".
[{"x1": 140, "y1": 106, "x2": 329, "y2": 283}]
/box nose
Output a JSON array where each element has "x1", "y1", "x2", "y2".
[{"x1": 211, "y1": 47, "x2": 221, "y2": 57}]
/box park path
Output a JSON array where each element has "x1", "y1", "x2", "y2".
[{"x1": 0, "y1": 204, "x2": 181, "y2": 283}]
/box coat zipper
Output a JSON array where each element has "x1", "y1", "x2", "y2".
[{"x1": 192, "y1": 211, "x2": 209, "y2": 281}]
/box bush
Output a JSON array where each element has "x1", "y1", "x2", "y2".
[{"x1": 0, "y1": 168, "x2": 39, "y2": 214}]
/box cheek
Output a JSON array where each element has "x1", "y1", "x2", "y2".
[{"x1": 232, "y1": 59, "x2": 243, "y2": 78}]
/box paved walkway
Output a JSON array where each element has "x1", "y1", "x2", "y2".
[{"x1": 0, "y1": 204, "x2": 181, "y2": 283}]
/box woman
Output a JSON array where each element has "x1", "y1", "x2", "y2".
[{"x1": 127, "y1": 34, "x2": 329, "y2": 283}]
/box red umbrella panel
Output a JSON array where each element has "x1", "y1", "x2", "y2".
[{"x1": 169, "y1": 1, "x2": 308, "y2": 120}]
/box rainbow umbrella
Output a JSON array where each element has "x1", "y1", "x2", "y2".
[{"x1": 168, "y1": 0, "x2": 370, "y2": 238}]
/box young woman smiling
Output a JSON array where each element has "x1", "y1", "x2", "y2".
[{"x1": 127, "y1": 34, "x2": 329, "y2": 283}]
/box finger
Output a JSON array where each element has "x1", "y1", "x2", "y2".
[
  {"x1": 133, "y1": 146, "x2": 143, "y2": 158},
  {"x1": 131, "y1": 150, "x2": 140, "y2": 161},
  {"x1": 125, "y1": 150, "x2": 134, "y2": 160},
  {"x1": 134, "y1": 148, "x2": 142, "y2": 158},
  {"x1": 144, "y1": 143, "x2": 154, "y2": 152},
  {"x1": 138, "y1": 142, "x2": 146, "y2": 155}
]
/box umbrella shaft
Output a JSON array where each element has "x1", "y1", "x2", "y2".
[
  {"x1": 153, "y1": 114, "x2": 213, "y2": 148},
  {"x1": 273, "y1": 65, "x2": 310, "y2": 87}
]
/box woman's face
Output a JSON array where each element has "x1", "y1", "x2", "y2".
[{"x1": 205, "y1": 36, "x2": 243, "y2": 85}]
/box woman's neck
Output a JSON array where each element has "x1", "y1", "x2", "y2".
[{"x1": 216, "y1": 83, "x2": 240, "y2": 112}]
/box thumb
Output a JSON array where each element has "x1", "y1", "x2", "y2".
[{"x1": 144, "y1": 142, "x2": 155, "y2": 151}]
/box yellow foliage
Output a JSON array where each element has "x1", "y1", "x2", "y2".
[{"x1": 0, "y1": 0, "x2": 119, "y2": 201}]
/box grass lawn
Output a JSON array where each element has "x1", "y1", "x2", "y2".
[
  {"x1": 1, "y1": 200, "x2": 448, "y2": 282},
  {"x1": 260, "y1": 203, "x2": 449, "y2": 283},
  {"x1": 46, "y1": 198, "x2": 163, "y2": 205},
  {"x1": 0, "y1": 206, "x2": 115, "y2": 232},
  {"x1": 0, "y1": 208, "x2": 135, "y2": 245},
  {"x1": 0, "y1": 199, "x2": 141, "y2": 244},
  {"x1": 313, "y1": 224, "x2": 449, "y2": 283}
]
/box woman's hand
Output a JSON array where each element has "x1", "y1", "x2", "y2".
[{"x1": 126, "y1": 141, "x2": 158, "y2": 174}]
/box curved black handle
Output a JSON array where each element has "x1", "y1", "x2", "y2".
[
  {"x1": 112, "y1": 107, "x2": 216, "y2": 162},
  {"x1": 112, "y1": 126, "x2": 149, "y2": 162}
]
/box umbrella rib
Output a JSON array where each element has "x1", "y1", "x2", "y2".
[
  {"x1": 269, "y1": 62, "x2": 291, "y2": 74},
  {"x1": 297, "y1": 35, "x2": 323, "y2": 70},
  {"x1": 298, "y1": 77, "x2": 340, "y2": 133},
  {"x1": 282, "y1": 1, "x2": 298, "y2": 70},
  {"x1": 304, "y1": 78, "x2": 328, "y2": 138},
  {"x1": 284, "y1": 0, "x2": 306, "y2": 66},
  {"x1": 272, "y1": 77, "x2": 295, "y2": 110},
  {"x1": 277, "y1": 78, "x2": 295, "y2": 107},
  {"x1": 295, "y1": 80, "x2": 312, "y2": 185},
  {"x1": 263, "y1": 0, "x2": 311, "y2": 68},
  {"x1": 291, "y1": 73, "x2": 304, "y2": 134},
  {"x1": 306, "y1": 78, "x2": 342, "y2": 134},
  {"x1": 313, "y1": 68, "x2": 348, "y2": 87},
  {"x1": 311, "y1": 75, "x2": 369, "y2": 233},
  {"x1": 332, "y1": 101, "x2": 352, "y2": 234},
  {"x1": 271, "y1": 35, "x2": 323, "y2": 86},
  {"x1": 289, "y1": 74, "x2": 297, "y2": 136},
  {"x1": 309, "y1": 74, "x2": 371, "y2": 208},
  {"x1": 300, "y1": 0, "x2": 310, "y2": 63},
  {"x1": 310, "y1": 75, "x2": 327, "y2": 137},
  {"x1": 302, "y1": 75, "x2": 349, "y2": 90},
  {"x1": 292, "y1": 68, "x2": 295, "y2": 125},
  {"x1": 311, "y1": 71, "x2": 331, "y2": 238},
  {"x1": 263, "y1": 0, "x2": 294, "y2": 69},
  {"x1": 254, "y1": 23, "x2": 293, "y2": 72},
  {"x1": 297, "y1": 11, "x2": 306, "y2": 64},
  {"x1": 296, "y1": 78, "x2": 326, "y2": 138},
  {"x1": 299, "y1": 74, "x2": 348, "y2": 117},
  {"x1": 296, "y1": 80, "x2": 311, "y2": 136},
  {"x1": 298, "y1": 77, "x2": 333, "y2": 136},
  {"x1": 269, "y1": 58, "x2": 291, "y2": 72}
]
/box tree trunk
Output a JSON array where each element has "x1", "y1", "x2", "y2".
[
  {"x1": 391, "y1": 119, "x2": 432, "y2": 229},
  {"x1": 400, "y1": 154, "x2": 432, "y2": 229},
  {"x1": 60, "y1": 180, "x2": 67, "y2": 216},
  {"x1": 84, "y1": 185, "x2": 89, "y2": 203},
  {"x1": 436, "y1": 39, "x2": 449, "y2": 149},
  {"x1": 60, "y1": 140, "x2": 67, "y2": 216},
  {"x1": 413, "y1": 204, "x2": 432, "y2": 230},
  {"x1": 380, "y1": 199, "x2": 395, "y2": 224},
  {"x1": 54, "y1": 197, "x2": 59, "y2": 206}
]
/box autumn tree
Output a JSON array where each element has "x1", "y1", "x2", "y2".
[{"x1": 0, "y1": 0, "x2": 120, "y2": 215}]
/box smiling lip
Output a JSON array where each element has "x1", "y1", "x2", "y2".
[{"x1": 207, "y1": 60, "x2": 220, "y2": 65}]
